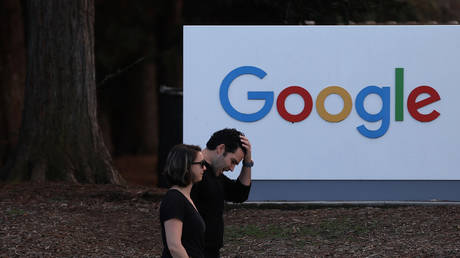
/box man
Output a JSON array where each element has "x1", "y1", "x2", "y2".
[{"x1": 191, "y1": 128, "x2": 253, "y2": 257}]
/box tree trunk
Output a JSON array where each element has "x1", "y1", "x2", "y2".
[
  {"x1": 140, "y1": 62, "x2": 158, "y2": 155},
  {"x1": 0, "y1": 0, "x2": 26, "y2": 167},
  {"x1": 1, "y1": 0, "x2": 125, "y2": 184}
]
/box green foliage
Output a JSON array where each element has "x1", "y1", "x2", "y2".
[
  {"x1": 95, "y1": 1, "x2": 170, "y2": 79},
  {"x1": 6, "y1": 208, "x2": 25, "y2": 216},
  {"x1": 184, "y1": 0, "x2": 460, "y2": 25},
  {"x1": 226, "y1": 224, "x2": 290, "y2": 240},
  {"x1": 225, "y1": 217, "x2": 376, "y2": 243}
]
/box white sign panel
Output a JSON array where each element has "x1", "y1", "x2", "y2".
[{"x1": 183, "y1": 25, "x2": 460, "y2": 180}]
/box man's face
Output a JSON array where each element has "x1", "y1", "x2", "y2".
[{"x1": 214, "y1": 146, "x2": 244, "y2": 174}]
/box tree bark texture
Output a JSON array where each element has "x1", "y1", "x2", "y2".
[
  {"x1": 0, "y1": 0, "x2": 26, "y2": 167},
  {"x1": 1, "y1": 0, "x2": 124, "y2": 184}
]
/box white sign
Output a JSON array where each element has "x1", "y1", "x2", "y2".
[{"x1": 183, "y1": 25, "x2": 460, "y2": 180}]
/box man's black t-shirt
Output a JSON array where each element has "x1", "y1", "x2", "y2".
[
  {"x1": 191, "y1": 161, "x2": 251, "y2": 252},
  {"x1": 160, "y1": 189, "x2": 206, "y2": 258}
]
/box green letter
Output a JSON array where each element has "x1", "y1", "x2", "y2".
[{"x1": 395, "y1": 68, "x2": 404, "y2": 121}]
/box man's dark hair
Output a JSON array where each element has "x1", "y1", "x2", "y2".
[
  {"x1": 163, "y1": 144, "x2": 201, "y2": 187},
  {"x1": 206, "y1": 128, "x2": 246, "y2": 155}
]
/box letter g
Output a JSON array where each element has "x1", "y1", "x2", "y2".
[{"x1": 219, "y1": 66, "x2": 274, "y2": 122}]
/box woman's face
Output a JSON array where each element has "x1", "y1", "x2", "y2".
[{"x1": 191, "y1": 151, "x2": 206, "y2": 183}]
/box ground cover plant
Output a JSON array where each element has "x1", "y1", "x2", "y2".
[{"x1": 1, "y1": 183, "x2": 459, "y2": 257}]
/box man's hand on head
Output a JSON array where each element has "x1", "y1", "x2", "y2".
[{"x1": 240, "y1": 135, "x2": 252, "y2": 163}]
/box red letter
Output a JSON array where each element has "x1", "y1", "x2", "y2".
[
  {"x1": 407, "y1": 86, "x2": 441, "y2": 122},
  {"x1": 276, "y1": 86, "x2": 313, "y2": 123}
]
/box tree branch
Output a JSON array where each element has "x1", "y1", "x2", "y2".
[{"x1": 96, "y1": 55, "x2": 149, "y2": 88}]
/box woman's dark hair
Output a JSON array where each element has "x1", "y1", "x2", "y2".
[
  {"x1": 163, "y1": 144, "x2": 201, "y2": 187},
  {"x1": 206, "y1": 128, "x2": 246, "y2": 155}
]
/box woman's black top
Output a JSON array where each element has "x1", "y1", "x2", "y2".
[{"x1": 160, "y1": 189, "x2": 206, "y2": 258}]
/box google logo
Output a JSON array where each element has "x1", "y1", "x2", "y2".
[{"x1": 220, "y1": 66, "x2": 441, "y2": 138}]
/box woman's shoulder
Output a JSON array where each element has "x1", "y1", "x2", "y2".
[
  {"x1": 163, "y1": 189, "x2": 193, "y2": 208},
  {"x1": 160, "y1": 189, "x2": 187, "y2": 218},
  {"x1": 163, "y1": 188, "x2": 185, "y2": 201}
]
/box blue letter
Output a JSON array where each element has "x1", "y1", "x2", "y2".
[
  {"x1": 355, "y1": 86, "x2": 390, "y2": 138},
  {"x1": 219, "y1": 66, "x2": 274, "y2": 122}
]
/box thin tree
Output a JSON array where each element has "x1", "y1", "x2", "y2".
[{"x1": 0, "y1": 0, "x2": 125, "y2": 184}]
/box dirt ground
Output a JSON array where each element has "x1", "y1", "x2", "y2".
[{"x1": 1, "y1": 182, "x2": 460, "y2": 257}]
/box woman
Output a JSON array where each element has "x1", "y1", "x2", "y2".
[{"x1": 160, "y1": 144, "x2": 206, "y2": 258}]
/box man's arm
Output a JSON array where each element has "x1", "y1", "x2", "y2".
[{"x1": 238, "y1": 135, "x2": 252, "y2": 186}]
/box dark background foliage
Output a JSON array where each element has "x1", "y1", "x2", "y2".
[{"x1": 1, "y1": 0, "x2": 460, "y2": 186}]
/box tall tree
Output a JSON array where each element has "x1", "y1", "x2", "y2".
[
  {"x1": 0, "y1": 0, "x2": 124, "y2": 184},
  {"x1": 0, "y1": 0, "x2": 26, "y2": 168}
]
